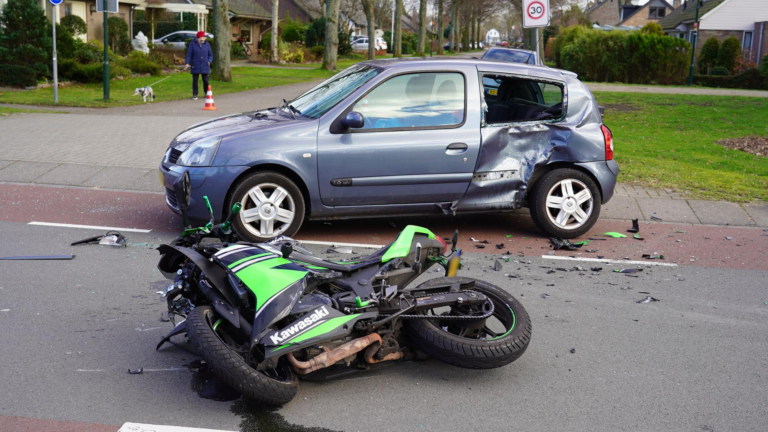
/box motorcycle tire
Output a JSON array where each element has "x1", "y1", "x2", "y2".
[
  {"x1": 186, "y1": 306, "x2": 298, "y2": 405},
  {"x1": 405, "y1": 277, "x2": 532, "y2": 369}
]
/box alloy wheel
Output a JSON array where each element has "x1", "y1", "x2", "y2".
[
  {"x1": 544, "y1": 179, "x2": 594, "y2": 230},
  {"x1": 239, "y1": 183, "x2": 296, "y2": 238}
]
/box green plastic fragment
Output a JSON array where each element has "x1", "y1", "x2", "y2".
[
  {"x1": 505, "y1": 235, "x2": 514, "y2": 238},
  {"x1": 633, "y1": 234, "x2": 644, "y2": 240},
  {"x1": 603, "y1": 232, "x2": 627, "y2": 238},
  {"x1": 522, "y1": 236, "x2": 528, "y2": 239},
  {"x1": 355, "y1": 296, "x2": 371, "y2": 308},
  {"x1": 674, "y1": 230, "x2": 686, "y2": 234},
  {"x1": 572, "y1": 240, "x2": 590, "y2": 246}
]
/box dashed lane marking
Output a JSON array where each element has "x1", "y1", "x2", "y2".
[
  {"x1": 28, "y1": 221, "x2": 152, "y2": 233},
  {"x1": 542, "y1": 255, "x2": 678, "y2": 267}
]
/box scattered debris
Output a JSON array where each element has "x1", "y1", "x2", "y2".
[
  {"x1": 674, "y1": 230, "x2": 687, "y2": 234},
  {"x1": 633, "y1": 234, "x2": 644, "y2": 240},
  {"x1": 585, "y1": 249, "x2": 597, "y2": 253},
  {"x1": 569, "y1": 348, "x2": 576, "y2": 354},
  {"x1": 475, "y1": 244, "x2": 486, "y2": 249},
  {"x1": 505, "y1": 274, "x2": 519, "y2": 278},
  {"x1": 505, "y1": 235, "x2": 514, "y2": 238},
  {"x1": 587, "y1": 237, "x2": 607, "y2": 241},
  {"x1": 620, "y1": 286, "x2": 631, "y2": 290},
  {"x1": 549, "y1": 237, "x2": 579, "y2": 250},
  {"x1": 71, "y1": 231, "x2": 127, "y2": 247},
  {"x1": 590, "y1": 267, "x2": 602, "y2": 271},
  {"x1": 479, "y1": 240, "x2": 489, "y2": 244},
  {"x1": 725, "y1": 236, "x2": 733, "y2": 240},
  {"x1": 128, "y1": 368, "x2": 144, "y2": 374},
  {"x1": 615, "y1": 268, "x2": 643, "y2": 273},
  {"x1": 327, "y1": 247, "x2": 354, "y2": 254},
  {"x1": 540, "y1": 293, "x2": 550, "y2": 298},
  {"x1": 0, "y1": 255, "x2": 75, "y2": 260},
  {"x1": 470, "y1": 237, "x2": 479, "y2": 242},
  {"x1": 0, "y1": 309, "x2": 9, "y2": 312},
  {"x1": 493, "y1": 260, "x2": 502, "y2": 271},
  {"x1": 650, "y1": 216, "x2": 663, "y2": 221},
  {"x1": 495, "y1": 243, "x2": 505, "y2": 249},
  {"x1": 642, "y1": 254, "x2": 664, "y2": 260},
  {"x1": 603, "y1": 232, "x2": 627, "y2": 238},
  {"x1": 636, "y1": 296, "x2": 659, "y2": 304},
  {"x1": 627, "y1": 219, "x2": 639, "y2": 233}
]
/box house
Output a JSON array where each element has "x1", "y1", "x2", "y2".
[
  {"x1": 587, "y1": 0, "x2": 673, "y2": 27},
  {"x1": 38, "y1": 0, "x2": 154, "y2": 43},
  {"x1": 486, "y1": 29, "x2": 500, "y2": 45},
  {"x1": 659, "y1": 0, "x2": 768, "y2": 65}
]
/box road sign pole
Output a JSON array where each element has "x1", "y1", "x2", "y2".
[
  {"x1": 686, "y1": 0, "x2": 701, "y2": 87},
  {"x1": 103, "y1": 0, "x2": 109, "y2": 100},
  {"x1": 535, "y1": 27, "x2": 540, "y2": 63},
  {"x1": 52, "y1": 4, "x2": 58, "y2": 103}
]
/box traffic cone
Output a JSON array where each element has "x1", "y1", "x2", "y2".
[{"x1": 203, "y1": 85, "x2": 217, "y2": 111}]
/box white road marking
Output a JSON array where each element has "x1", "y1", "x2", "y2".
[
  {"x1": 76, "y1": 369, "x2": 105, "y2": 372},
  {"x1": 541, "y1": 255, "x2": 678, "y2": 267},
  {"x1": 119, "y1": 423, "x2": 237, "y2": 432},
  {"x1": 297, "y1": 239, "x2": 383, "y2": 249},
  {"x1": 28, "y1": 221, "x2": 152, "y2": 233}
]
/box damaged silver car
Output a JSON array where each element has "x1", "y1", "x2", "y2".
[{"x1": 160, "y1": 58, "x2": 618, "y2": 241}]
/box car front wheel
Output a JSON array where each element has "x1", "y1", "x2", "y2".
[
  {"x1": 229, "y1": 172, "x2": 305, "y2": 242},
  {"x1": 529, "y1": 168, "x2": 601, "y2": 239}
]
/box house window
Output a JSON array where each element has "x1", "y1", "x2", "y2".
[
  {"x1": 648, "y1": 7, "x2": 666, "y2": 18},
  {"x1": 743, "y1": 31, "x2": 753, "y2": 55},
  {"x1": 64, "y1": 3, "x2": 72, "y2": 16},
  {"x1": 240, "y1": 23, "x2": 252, "y2": 44}
]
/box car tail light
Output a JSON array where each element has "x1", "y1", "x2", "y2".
[
  {"x1": 436, "y1": 236, "x2": 448, "y2": 255},
  {"x1": 601, "y1": 124, "x2": 613, "y2": 161}
]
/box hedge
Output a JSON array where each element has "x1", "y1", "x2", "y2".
[
  {"x1": 554, "y1": 26, "x2": 691, "y2": 85},
  {"x1": 0, "y1": 63, "x2": 38, "y2": 87},
  {"x1": 693, "y1": 69, "x2": 768, "y2": 90}
]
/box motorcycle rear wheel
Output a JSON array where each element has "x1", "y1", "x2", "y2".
[
  {"x1": 405, "y1": 277, "x2": 532, "y2": 369},
  {"x1": 187, "y1": 306, "x2": 298, "y2": 405}
]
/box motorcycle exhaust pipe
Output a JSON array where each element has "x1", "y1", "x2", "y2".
[{"x1": 287, "y1": 334, "x2": 382, "y2": 375}]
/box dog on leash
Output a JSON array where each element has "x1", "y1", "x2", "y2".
[{"x1": 134, "y1": 86, "x2": 155, "y2": 103}]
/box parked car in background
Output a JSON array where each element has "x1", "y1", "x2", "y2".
[
  {"x1": 352, "y1": 37, "x2": 386, "y2": 51},
  {"x1": 154, "y1": 31, "x2": 214, "y2": 50},
  {"x1": 481, "y1": 47, "x2": 541, "y2": 66},
  {"x1": 443, "y1": 42, "x2": 464, "y2": 51},
  {"x1": 160, "y1": 58, "x2": 617, "y2": 241}
]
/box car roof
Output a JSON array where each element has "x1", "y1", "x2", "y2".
[
  {"x1": 486, "y1": 47, "x2": 536, "y2": 55},
  {"x1": 357, "y1": 57, "x2": 574, "y2": 81}
]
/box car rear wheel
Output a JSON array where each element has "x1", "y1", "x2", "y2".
[
  {"x1": 229, "y1": 172, "x2": 305, "y2": 242},
  {"x1": 529, "y1": 168, "x2": 601, "y2": 239}
]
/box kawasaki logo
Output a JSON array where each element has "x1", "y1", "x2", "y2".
[{"x1": 269, "y1": 306, "x2": 330, "y2": 345}]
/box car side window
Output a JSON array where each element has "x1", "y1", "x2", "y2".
[
  {"x1": 352, "y1": 72, "x2": 465, "y2": 130},
  {"x1": 482, "y1": 74, "x2": 564, "y2": 125},
  {"x1": 166, "y1": 34, "x2": 184, "y2": 42}
]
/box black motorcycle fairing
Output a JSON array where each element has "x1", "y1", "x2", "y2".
[
  {"x1": 157, "y1": 245, "x2": 241, "y2": 308},
  {"x1": 156, "y1": 319, "x2": 188, "y2": 351}
]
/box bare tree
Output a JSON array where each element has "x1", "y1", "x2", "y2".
[
  {"x1": 394, "y1": 0, "x2": 403, "y2": 57},
  {"x1": 270, "y1": 0, "x2": 279, "y2": 63},
  {"x1": 436, "y1": 0, "x2": 443, "y2": 54},
  {"x1": 212, "y1": 0, "x2": 232, "y2": 81},
  {"x1": 323, "y1": 0, "x2": 341, "y2": 70},
  {"x1": 416, "y1": 0, "x2": 427, "y2": 55},
  {"x1": 361, "y1": 0, "x2": 376, "y2": 59}
]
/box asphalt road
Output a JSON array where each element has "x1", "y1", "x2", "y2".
[{"x1": 1, "y1": 219, "x2": 767, "y2": 432}]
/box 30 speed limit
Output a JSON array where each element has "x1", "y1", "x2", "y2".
[{"x1": 523, "y1": 0, "x2": 549, "y2": 28}]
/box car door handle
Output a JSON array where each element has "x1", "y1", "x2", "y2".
[{"x1": 445, "y1": 143, "x2": 468, "y2": 155}]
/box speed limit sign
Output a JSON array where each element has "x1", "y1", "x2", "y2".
[{"x1": 523, "y1": 0, "x2": 549, "y2": 28}]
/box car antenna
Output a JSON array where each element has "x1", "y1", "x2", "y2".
[{"x1": 282, "y1": 99, "x2": 296, "y2": 119}]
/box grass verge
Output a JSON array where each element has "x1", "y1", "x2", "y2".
[
  {"x1": 0, "y1": 106, "x2": 65, "y2": 115},
  {"x1": 594, "y1": 92, "x2": 768, "y2": 202},
  {"x1": 0, "y1": 67, "x2": 336, "y2": 108}
]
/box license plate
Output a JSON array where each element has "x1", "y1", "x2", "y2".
[{"x1": 488, "y1": 89, "x2": 498, "y2": 96}]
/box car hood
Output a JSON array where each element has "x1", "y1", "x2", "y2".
[{"x1": 173, "y1": 109, "x2": 298, "y2": 145}]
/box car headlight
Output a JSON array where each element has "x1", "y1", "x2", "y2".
[{"x1": 177, "y1": 137, "x2": 221, "y2": 167}]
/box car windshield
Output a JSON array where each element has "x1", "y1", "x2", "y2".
[
  {"x1": 286, "y1": 65, "x2": 380, "y2": 119},
  {"x1": 483, "y1": 49, "x2": 535, "y2": 64}
]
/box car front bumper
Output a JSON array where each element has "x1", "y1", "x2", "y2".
[{"x1": 160, "y1": 162, "x2": 250, "y2": 224}]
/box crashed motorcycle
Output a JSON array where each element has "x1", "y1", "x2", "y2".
[{"x1": 156, "y1": 171, "x2": 531, "y2": 405}]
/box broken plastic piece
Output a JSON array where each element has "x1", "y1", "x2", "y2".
[
  {"x1": 642, "y1": 254, "x2": 664, "y2": 260},
  {"x1": 470, "y1": 237, "x2": 479, "y2": 242},
  {"x1": 650, "y1": 216, "x2": 663, "y2": 221},
  {"x1": 614, "y1": 268, "x2": 643, "y2": 273},
  {"x1": 493, "y1": 260, "x2": 502, "y2": 271},
  {"x1": 71, "y1": 231, "x2": 126, "y2": 247},
  {"x1": 587, "y1": 238, "x2": 607, "y2": 241},
  {"x1": 327, "y1": 247, "x2": 354, "y2": 254},
  {"x1": 475, "y1": 244, "x2": 486, "y2": 249},
  {"x1": 505, "y1": 235, "x2": 513, "y2": 238},
  {"x1": 590, "y1": 267, "x2": 602, "y2": 271},
  {"x1": 495, "y1": 243, "x2": 505, "y2": 250},
  {"x1": 725, "y1": 236, "x2": 733, "y2": 240},
  {"x1": 0, "y1": 255, "x2": 75, "y2": 260},
  {"x1": 674, "y1": 230, "x2": 687, "y2": 234},
  {"x1": 585, "y1": 249, "x2": 597, "y2": 253},
  {"x1": 549, "y1": 238, "x2": 583, "y2": 251},
  {"x1": 633, "y1": 234, "x2": 644, "y2": 240},
  {"x1": 569, "y1": 348, "x2": 576, "y2": 354},
  {"x1": 540, "y1": 293, "x2": 550, "y2": 299},
  {"x1": 636, "y1": 296, "x2": 659, "y2": 304},
  {"x1": 627, "y1": 219, "x2": 639, "y2": 233},
  {"x1": 603, "y1": 232, "x2": 627, "y2": 238},
  {"x1": 128, "y1": 368, "x2": 144, "y2": 374},
  {"x1": 480, "y1": 240, "x2": 489, "y2": 244}
]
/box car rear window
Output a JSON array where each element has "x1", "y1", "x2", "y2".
[
  {"x1": 352, "y1": 72, "x2": 465, "y2": 130},
  {"x1": 483, "y1": 49, "x2": 535, "y2": 64}
]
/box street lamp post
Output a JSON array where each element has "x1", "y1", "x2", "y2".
[
  {"x1": 103, "y1": 0, "x2": 109, "y2": 100},
  {"x1": 686, "y1": 0, "x2": 701, "y2": 87}
]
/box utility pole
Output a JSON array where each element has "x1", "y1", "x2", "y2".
[
  {"x1": 686, "y1": 0, "x2": 701, "y2": 86},
  {"x1": 51, "y1": 2, "x2": 59, "y2": 103},
  {"x1": 103, "y1": 0, "x2": 109, "y2": 100}
]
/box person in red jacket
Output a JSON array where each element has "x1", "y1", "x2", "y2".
[{"x1": 185, "y1": 31, "x2": 214, "y2": 100}]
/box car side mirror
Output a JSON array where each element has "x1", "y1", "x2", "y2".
[
  {"x1": 162, "y1": 38, "x2": 168, "y2": 43},
  {"x1": 341, "y1": 111, "x2": 365, "y2": 129}
]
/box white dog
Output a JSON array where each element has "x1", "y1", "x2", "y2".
[{"x1": 134, "y1": 86, "x2": 155, "y2": 103}]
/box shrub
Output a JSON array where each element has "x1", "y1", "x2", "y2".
[
  {"x1": 231, "y1": 42, "x2": 246, "y2": 59},
  {"x1": 338, "y1": 28, "x2": 352, "y2": 56},
  {"x1": 709, "y1": 66, "x2": 729, "y2": 76},
  {"x1": 0, "y1": 0, "x2": 52, "y2": 83},
  {"x1": 760, "y1": 55, "x2": 768, "y2": 76},
  {"x1": 309, "y1": 45, "x2": 324, "y2": 59},
  {"x1": 117, "y1": 51, "x2": 162, "y2": 75},
  {"x1": 110, "y1": 65, "x2": 132, "y2": 79},
  {"x1": 148, "y1": 49, "x2": 173, "y2": 68},
  {"x1": 716, "y1": 36, "x2": 741, "y2": 73},
  {"x1": 694, "y1": 68, "x2": 767, "y2": 90},
  {"x1": 551, "y1": 25, "x2": 587, "y2": 68},
  {"x1": 281, "y1": 16, "x2": 307, "y2": 43},
  {"x1": 55, "y1": 23, "x2": 79, "y2": 59},
  {"x1": 402, "y1": 31, "x2": 417, "y2": 55},
  {"x1": 73, "y1": 40, "x2": 114, "y2": 64},
  {"x1": 639, "y1": 22, "x2": 664, "y2": 37},
  {"x1": 107, "y1": 17, "x2": 131, "y2": 54},
  {"x1": 60, "y1": 15, "x2": 87, "y2": 37},
  {"x1": 698, "y1": 37, "x2": 720, "y2": 74},
  {"x1": 304, "y1": 18, "x2": 325, "y2": 48},
  {"x1": 0, "y1": 63, "x2": 38, "y2": 87},
  {"x1": 261, "y1": 32, "x2": 272, "y2": 54},
  {"x1": 281, "y1": 42, "x2": 304, "y2": 63}
]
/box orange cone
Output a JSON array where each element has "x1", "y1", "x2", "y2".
[{"x1": 202, "y1": 85, "x2": 217, "y2": 111}]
